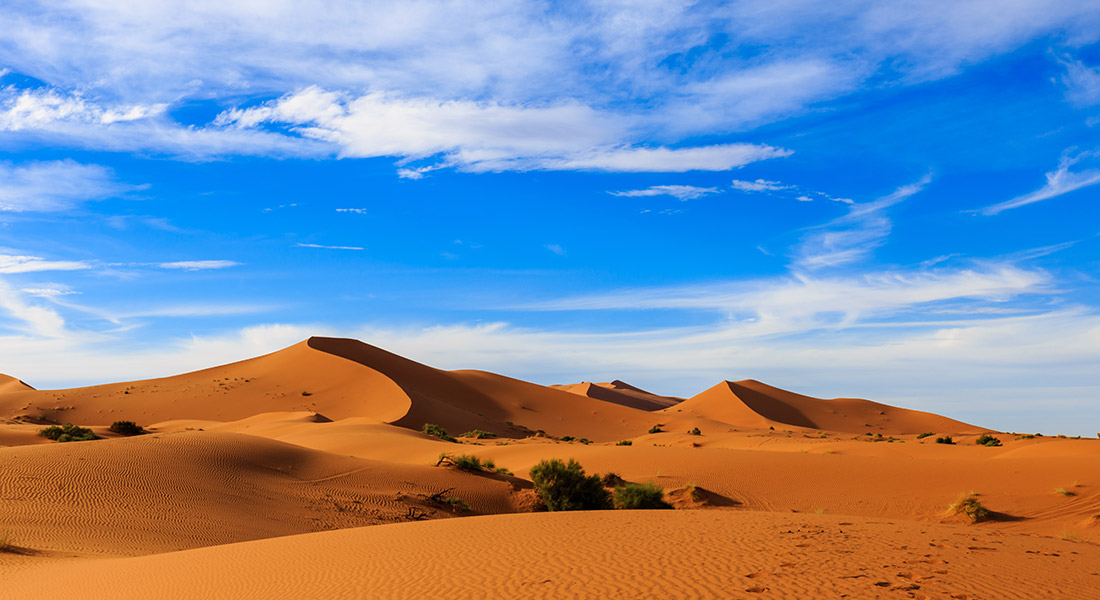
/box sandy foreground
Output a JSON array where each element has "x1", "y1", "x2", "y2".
[{"x1": 0, "y1": 337, "x2": 1097, "y2": 598}]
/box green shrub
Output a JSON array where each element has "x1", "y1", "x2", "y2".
[
  {"x1": 422, "y1": 423, "x2": 456, "y2": 443},
  {"x1": 494, "y1": 466, "x2": 514, "y2": 476},
  {"x1": 578, "y1": 438, "x2": 591, "y2": 445},
  {"x1": 450, "y1": 454, "x2": 486, "y2": 471},
  {"x1": 40, "y1": 423, "x2": 98, "y2": 442},
  {"x1": 648, "y1": 425, "x2": 663, "y2": 434},
  {"x1": 947, "y1": 493, "x2": 990, "y2": 522},
  {"x1": 560, "y1": 435, "x2": 575, "y2": 442},
  {"x1": 108, "y1": 420, "x2": 145, "y2": 436},
  {"x1": 616, "y1": 440, "x2": 633, "y2": 446},
  {"x1": 443, "y1": 496, "x2": 471, "y2": 511},
  {"x1": 935, "y1": 436, "x2": 954, "y2": 445},
  {"x1": 614, "y1": 482, "x2": 672, "y2": 510},
  {"x1": 975, "y1": 434, "x2": 1002, "y2": 447},
  {"x1": 916, "y1": 432, "x2": 934, "y2": 439},
  {"x1": 529, "y1": 458, "x2": 612, "y2": 511},
  {"x1": 688, "y1": 427, "x2": 701, "y2": 436},
  {"x1": 461, "y1": 429, "x2": 495, "y2": 439}
]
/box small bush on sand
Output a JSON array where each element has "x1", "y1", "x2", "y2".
[
  {"x1": 443, "y1": 496, "x2": 471, "y2": 511},
  {"x1": 688, "y1": 427, "x2": 701, "y2": 436},
  {"x1": 601, "y1": 472, "x2": 626, "y2": 487},
  {"x1": 947, "y1": 493, "x2": 990, "y2": 522},
  {"x1": 108, "y1": 420, "x2": 145, "y2": 436},
  {"x1": 614, "y1": 482, "x2": 672, "y2": 510},
  {"x1": 1054, "y1": 487, "x2": 1075, "y2": 497},
  {"x1": 648, "y1": 425, "x2": 663, "y2": 434},
  {"x1": 529, "y1": 458, "x2": 612, "y2": 511},
  {"x1": 616, "y1": 440, "x2": 633, "y2": 446},
  {"x1": 916, "y1": 432, "x2": 934, "y2": 439},
  {"x1": 560, "y1": 435, "x2": 575, "y2": 442},
  {"x1": 461, "y1": 429, "x2": 495, "y2": 439},
  {"x1": 975, "y1": 434, "x2": 1002, "y2": 447},
  {"x1": 422, "y1": 423, "x2": 456, "y2": 443},
  {"x1": 40, "y1": 423, "x2": 98, "y2": 443},
  {"x1": 450, "y1": 454, "x2": 487, "y2": 471},
  {"x1": 935, "y1": 436, "x2": 954, "y2": 445}
]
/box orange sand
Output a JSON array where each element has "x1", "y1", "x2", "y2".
[{"x1": 0, "y1": 336, "x2": 1096, "y2": 598}]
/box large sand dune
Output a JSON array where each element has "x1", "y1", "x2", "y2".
[{"x1": 0, "y1": 336, "x2": 1096, "y2": 598}]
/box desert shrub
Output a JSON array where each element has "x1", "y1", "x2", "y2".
[
  {"x1": 916, "y1": 432, "x2": 934, "y2": 439},
  {"x1": 601, "y1": 472, "x2": 625, "y2": 487},
  {"x1": 40, "y1": 423, "x2": 98, "y2": 442},
  {"x1": 648, "y1": 425, "x2": 663, "y2": 434},
  {"x1": 614, "y1": 482, "x2": 672, "y2": 510},
  {"x1": 560, "y1": 435, "x2": 575, "y2": 442},
  {"x1": 450, "y1": 454, "x2": 485, "y2": 471},
  {"x1": 108, "y1": 420, "x2": 145, "y2": 436},
  {"x1": 947, "y1": 493, "x2": 990, "y2": 522},
  {"x1": 578, "y1": 438, "x2": 592, "y2": 445},
  {"x1": 494, "y1": 466, "x2": 513, "y2": 476},
  {"x1": 935, "y1": 436, "x2": 954, "y2": 445},
  {"x1": 616, "y1": 440, "x2": 633, "y2": 446},
  {"x1": 529, "y1": 458, "x2": 612, "y2": 511},
  {"x1": 688, "y1": 427, "x2": 701, "y2": 436},
  {"x1": 422, "y1": 423, "x2": 456, "y2": 443},
  {"x1": 975, "y1": 434, "x2": 1002, "y2": 447},
  {"x1": 1054, "y1": 487, "x2": 1075, "y2": 496},
  {"x1": 461, "y1": 429, "x2": 496, "y2": 439}
]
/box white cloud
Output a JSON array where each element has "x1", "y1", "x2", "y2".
[
  {"x1": 0, "y1": 277, "x2": 69, "y2": 338},
  {"x1": 609, "y1": 185, "x2": 720, "y2": 201},
  {"x1": 544, "y1": 244, "x2": 566, "y2": 256},
  {"x1": 295, "y1": 243, "x2": 364, "y2": 250},
  {"x1": 216, "y1": 88, "x2": 791, "y2": 173},
  {"x1": 796, "y1": 174, "x2": 931, "y2": 269},
  {"x1": 731, "y1": 178, "x2": 790, "y2": 192},
  {"x1": 0, "y1": 160, "x2": 135, "y2": 212},
  {"x1": 158, "y1": 260, "x2": 241, "y2": 270},
  {"x1": 1060, "y1": 57, "x2": 1100, "y2": 107},
  {"x1": 335, "y1": 208, "x2": 368, "y2": 214},
  {"x1": 980, "y1": 151, "x2": 1100, "y2": 215},
  {"x1": 0, "y1": 253, "x2": 92, "y2": 273}
]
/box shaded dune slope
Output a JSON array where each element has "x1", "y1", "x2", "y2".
[
  {"x1": 668, "y1": 380, "x2": 986, "y2": 435},
  {"x1": 0, "y1": 430, "x2": 526, "y2": 557},
  {"x1": 551, "y1": 380, "x2": 681, "y2": 411}
]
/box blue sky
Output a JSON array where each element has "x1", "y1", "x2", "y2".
[{"x1": 1, "y1": 1, "x2": 1099, "y2": 434}]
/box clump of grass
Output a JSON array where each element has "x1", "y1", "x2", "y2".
[
  {"x1": 1053, "y1": 487, "x2": 1076, "y2": 497},
  {"x1": 1015, "y1": 433, "x2": 1036, "y2": 440},
  {"x1": 614, "y1": 482, "x2": 672, "y2": 510},
  {"x1": 578, "y1": 438, "x2": 592, "y2": 445},
  {"x1": 688, "y1": 427, "x2": 701, "y2": 436},
  {"x1": 560, "y1": 435, "x2": 575, "y2": 442},
  {"x1": 443, "y1": 496, "x2": 471, "y2": 511},
  {"x1": 975, "y1": 433, "x2": 1002, "y2": 447},
  {"x1": 947, "y1": 493, "x2": 990, "y2": 522},
  {"x1": 916, "y1": 432, "x2": 935, "y2": 439},
  {"x1": 450, "y1": 453, "x2": 488, "y2": 471},
  {"x1": 461, "y1": 429, "x2": 495, "y2": 439},
  {"x1": 616, "y1": 440, "x2": 633, "y2": 446},
  {"x1": 108, "y1": 420, "x2": 145, "y2": 436},
  {"x1": 648, "y1": 425, "x2": 663, "y2": 434},
  {"x1": 935, "y1": 436, "x2": 955, "y2": 445},
  {"x1": 422, "y1": 423, "x2": 457, "y2": 443},
  {"x1": 493, "y1": 466, "x2": 513, "y2": 476},
  {"x1": 40, "y1": 423, "x2": 98, "y2": 443}
]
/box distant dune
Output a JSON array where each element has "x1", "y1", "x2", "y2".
[{"x1": 0, "y1": 336, "x2": 1096, "y2": 598}]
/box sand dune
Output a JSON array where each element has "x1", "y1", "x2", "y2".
[
  {"x1": 4, "y1": 511, "x2": 1097, "y2": 599},
  {"x1": 668, "y1": 379, "x2": 986, "y2": 434},
  {"x1": 552, "y1": 380, "x2": 681, "y2": 411},
  {"x1": 0, "y1": 336, "x2": 1096, "y2": 598}
]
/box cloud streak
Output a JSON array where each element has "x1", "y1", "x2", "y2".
[
  {"x1": 609, "y1": 185, "x2": 721, "y2": 201},
  {"x1": 980, "y1": 151, "x2": 1100, "y2": 215}
]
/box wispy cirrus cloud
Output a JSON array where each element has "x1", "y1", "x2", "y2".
[
  {"x1": 0, "y1": 160, "x2": 138, "y2": 212},
  {"x1": 731, "y1": 178, "x2": 790, "y2": 192},
  {"x1": 979, "y1": 150, "x2": 1100, "y2": 215},
  {"x1": 295, "y1": 243, "x2": 364, "y2": 250},
  {"x1": 794, "y1": 175, "x2": 932, "y2": 269},
  {"x1": 0, "y1": 253, "x2": 92, "y2": 274},
  {"x1": 157, "y1": 260, "x2": 242, "y2": 270},
  {"x1": 609, "y1": 185, "x2": 720, "y2": 201}
]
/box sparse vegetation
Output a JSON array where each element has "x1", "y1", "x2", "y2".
[
  {"x1": 975, "y1": 433, "x2": 1002, "y2": 447},
  {"x1": 688, "y1": 427, "x2": 701, "y2": 436},
  {"x1": 648, "y1": 425, "x2": 663, "y2": 434},
  {"x1": 108, "y1": 420, "x2": 145, "y2": 436},
  {"x1": 916, "y1": 432, "x2": 934, "y2": 439},
  {"x1": 442, "y1": 496, "x2": 471, "y2": 511},
  {"x1": 422, "y1": 423, "x2": 457, "y2": 443},
  {"x1": 935, "y1": 436, "x2": 954, "y2": 445},
  {"x1": 614, "y1": 482, "x2": 672, "y2": 510},
  {"x1": 616, "y1": 440, "x2": 633, "y2": 446},
  {"x1": 40, "y1": 423, "x2": 98, "y2": 442},
  {"x1": 1054, "y1": 487, "x2": 1076, "y2": 497},
  {"x1": 560, "y1": 435, "x2": 575, "y2": 442},
  {"x1": 461, "y1": 429, "x2": 496, "y2": 439},
  {"x1": 601, "y1": 472, "x2": 625, "y2": 487},
  {"x1": 578, "y1": 437, "x2": 592, "y2": 445},
  {"x1": 300, "y1": 391, "x2": 312, "y2": 396},
  {"x1": 1015, "y1": 433, "x2": 1036, "y2": 440},
  {"x1": 947, "y1": 493, "x2": 990, "y2": 522},
  {"x1": 529, "y1": 458, "x2": 612, "y2": 511},
  {"x1": 450, "y1": 453, "x2": 488, "y2": 471}
]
